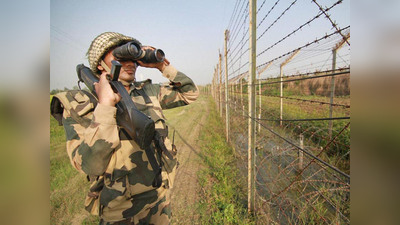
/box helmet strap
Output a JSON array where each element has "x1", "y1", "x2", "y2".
[
  {"x1": 100, "y1": 60, "x2": 111, "y2": 73},
  {"x1": 100, "y1": 60, "x2": 133, "y2": 86}
]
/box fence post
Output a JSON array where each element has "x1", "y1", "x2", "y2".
[
  {"x1": 224, "y1": 30, "x2": 230, "y2": 143},
  {"x1": 280, "y1": 50, "x2": 300, "y2": 127},
  {"x1": 219, "y1": 53, "x2": 223, "y2": 118},
  {"x1": 240, "y1": 78, "x2": 243, "y2": 107},
  {"x1": 329, "y1": 33, "x2": 350, "y2": 139},
  {"x1": 258, "y1": 72, "x2": 261, "y2": 133},
  {"x1": 215, "y1": 65, "x2": 219, "y2": 111},
  {"x1": 280, "y1": 65, "x2": 284, "y2": 127},
  {"x1": 213, "y1": 67, "x2": 217, "y2": 102},
  {"x1": 248, "y1": 0, "x2": 257, "y2": 214},
  {"x1": 299, "y1": 133, "x2": 304, "y2": 171},
  {"x1": 211, "y1": 69, "x2": 214, "y2": 98},
  {"x1": 234, "y1": 82, "x2": 237, "y2": 112},
  {"x1": 328, "y1": 49, "x2": 336, "y2": 139},
  {"x1": 234, "y1": 82, "x2": 237, "y2": 105},
  {"x1": 257, "y1": 62, "x2": 272, "y2": 132}
]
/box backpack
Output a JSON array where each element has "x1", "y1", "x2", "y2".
[{"x1": 50, "y1": 90, "x2": 97, "y2": 128}]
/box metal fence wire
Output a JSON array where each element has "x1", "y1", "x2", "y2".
[{"x1": 208, "y1": 0, "x2": 350, "y2": 224}]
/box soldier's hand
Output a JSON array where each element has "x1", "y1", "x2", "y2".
[
  {"x1": 136, "y1": 46, "x2": 170, "y2": 72},
  {"x1": 94, "y1": 72, "x2": 121, "y2": 106}
]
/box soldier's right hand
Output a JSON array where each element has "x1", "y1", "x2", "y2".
[{"x1": 94, "y1": 71, "x2": 121, "y2": 107}]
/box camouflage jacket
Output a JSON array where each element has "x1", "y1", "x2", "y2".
[{"x1": 56, "y1": 65, "x2": 199, "y2": 222}]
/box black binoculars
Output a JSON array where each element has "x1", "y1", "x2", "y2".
[{"x1": 113, "y1": 41, "x2": 165, "y2": 64}]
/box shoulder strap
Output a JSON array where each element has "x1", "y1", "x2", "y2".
[{"x1": 133, "y1": 88, "x2": 152, "y2": 105}]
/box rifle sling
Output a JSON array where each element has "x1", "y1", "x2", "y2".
[
  {"x1": 145, "y1": 145, "x2": 162, "y2": 188},
  {"x1": 154, "y1": 131, "x2": 174, "y2": 160},
  {"x1": 120, "y1": 128, "x2": 162, "y2": 188}
]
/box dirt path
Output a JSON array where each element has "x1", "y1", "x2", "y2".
[{"x1": 163, "y1": 95, "x2": 209, "y2": 224}]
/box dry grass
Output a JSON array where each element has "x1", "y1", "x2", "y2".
[{"x1": 285, "y1": 73, "x2": 350, "y2": 97}]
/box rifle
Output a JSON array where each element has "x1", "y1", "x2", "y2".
[{"x1": 76, "y1": 60, "x2": 155, "y2": 150}]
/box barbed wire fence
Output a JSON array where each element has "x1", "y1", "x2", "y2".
[{"x1": 206, "y1": 0, "x2": 350, "y2": 224}]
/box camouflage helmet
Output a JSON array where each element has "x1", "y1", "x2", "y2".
[{"x1": 86, "y1": 32, "x2": 141, "y2": 74}]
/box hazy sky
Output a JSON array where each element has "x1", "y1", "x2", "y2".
[
  {"x1": 50, "y1": 0, "x2": 350, "y2": 90},
  {"x1": 50, "y1": 0, "x2": 236, "y2": 90}
]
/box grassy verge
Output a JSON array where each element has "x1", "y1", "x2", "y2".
[
  {"x1": 196, "y1": 95, "x2": 254, "y2": 225},
  {"x1": 50, "y1": 115, "x2": 99, "y2": 224}
]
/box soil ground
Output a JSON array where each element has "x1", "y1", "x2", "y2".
[{"x1": 163, "y1": 94, "x2": 209, "y2": 224}]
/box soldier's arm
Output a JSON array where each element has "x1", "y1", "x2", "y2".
[
  {"x1": 63, "y1": 104, "x2": 120, "y2": 176},
  {"x1": 158, "y1": 64, "x2": 199, "y2": 109}
]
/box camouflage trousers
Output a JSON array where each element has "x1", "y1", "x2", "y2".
[{"x1": 99, "y1": 193, "x2": 171, "y2": 225}]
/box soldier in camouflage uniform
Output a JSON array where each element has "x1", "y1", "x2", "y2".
[{"x1": 54, "y1": 32, "x2": 199, "y2": 224}]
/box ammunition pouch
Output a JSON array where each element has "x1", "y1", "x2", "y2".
[{"x1": 84, "y1": 176, "x2": 104, "y2": 216}]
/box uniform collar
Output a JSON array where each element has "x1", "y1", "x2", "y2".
[{"x1": 132, "y1": 79, "x2": 152, "y2": 90}]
